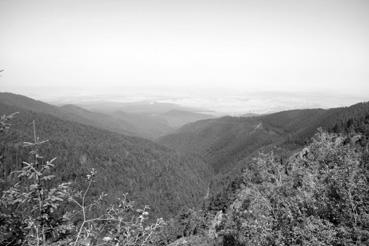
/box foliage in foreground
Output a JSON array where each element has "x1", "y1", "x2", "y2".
[
  {"x1": 154, "y1": 125, "x2": 369, "y2": 246},
  {"x1": 0, "y1": 116, "x2": 164, "y2": 246},
  {"x1": 186, "y1": 129, "x2": 369, "y2": 246}
]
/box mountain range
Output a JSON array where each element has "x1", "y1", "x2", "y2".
[
  {"x1": 0, "y1": 93, "x2": 214, "y2": 139},
  {"x1": 1, "y1": 92, "x2": 368, "y2": 218},
  {"x1": 159, "y1": 102, "x2": 369, "y2": 173}
]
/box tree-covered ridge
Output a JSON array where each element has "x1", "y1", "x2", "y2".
[
  {"x1": 0, "y1": 92, "x2": 214, "y2": 139},
  {"x1": 0, "y1": 102, "x2": 213, "y2": 219},
  {"x1": 159, "y1": 102, "x2": 369, "y2": 174},
  {"x1": 165, "y1": 124, "x2": 369, "y2": 246},
  {"x1": 159, "y1": 116, "x2": 284, "y2": 173},
  {"x1": 1, "y1": 116, "x2": 167, "y2": 245}
]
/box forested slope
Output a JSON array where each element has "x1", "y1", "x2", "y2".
[
  {"x1": 159, "y1": 102, "x2": 369, "y2": 174},
  {"x1": 0, "y1": 102, "x2": 213, "y2": 218},
  {"x1": 159, "y1": 116, "x2": 284, "y2": 172},
  {"x1": 164, "y1": 114, "x2": 369, "y2": 246},
  {"x1": 0, "y1": 92, "x2": 139, "y2": 136}
]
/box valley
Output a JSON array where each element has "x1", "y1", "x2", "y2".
[{"x1": 1, "y1": 92, "x2": 369, "y2": 245}]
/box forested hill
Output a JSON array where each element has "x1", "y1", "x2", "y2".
[
  {"x1": 159, "y1": 102, "x2": 369, "y2": 173},
  {"x1": 165, "y1": 115, "x2": 369, "y2": 246},
  {"x1": 0, "y1": 92, "x2": 216, "y2": 139},
  {"x1": 0, "y1": 102, "x2": 213, "y2": 218},
  {"x1": 0, "y1": 92, "x2": 138, "y2": 136},
  {"x1": 261, "y1": 101, "x2": 369, "y2": 145}
]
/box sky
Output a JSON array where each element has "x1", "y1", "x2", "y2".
[{"x1": 0, "y1": 0, "x2": 368, "y2": 114}]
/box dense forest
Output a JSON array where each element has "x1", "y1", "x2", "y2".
[
  {"x1": 159, "y1": 102, "x2": 369, "y2": 173},
  {"x1": 1, "y1": 93, "x2": 369, "y2": 245},
  {"x1": 174, "y1": 128, "x2": 369, "y2": 245},
  {"x1": 0, "y1": 102, "x2": 212, "y2": 219}
]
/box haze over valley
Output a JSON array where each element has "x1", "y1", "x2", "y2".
[{"x1": 1, "y1": 0, "x2": 369, "y2": 245}]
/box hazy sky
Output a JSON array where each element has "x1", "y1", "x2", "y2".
[{"x1": 0, "y1": 0, "x2": 368, "y2": 113}]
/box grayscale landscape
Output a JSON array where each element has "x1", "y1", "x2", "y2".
[{"x1": 1, "y1": 0, "x2": 369, "y2": 245}]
